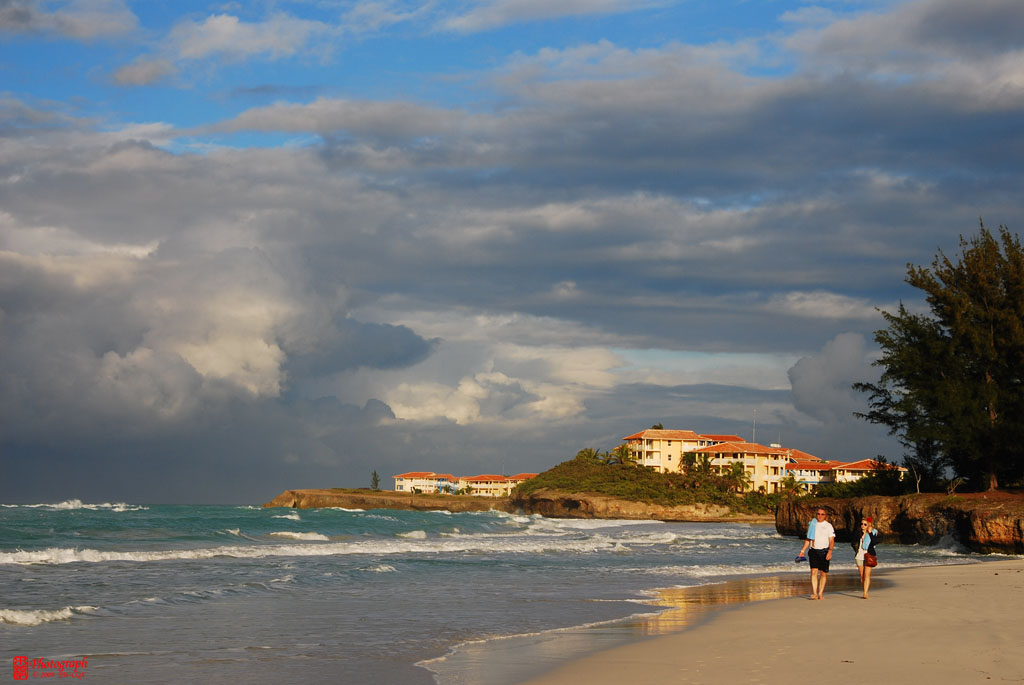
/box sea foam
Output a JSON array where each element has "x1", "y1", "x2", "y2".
[
  {"x1": 1, "y1": 605, "x2": 97, "y2": 626},
  {"x1": 269, "y1": 531, "x2": 329, "y2": 541}
]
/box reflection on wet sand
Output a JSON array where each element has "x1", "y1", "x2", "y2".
[
  {"x1": 631, "y1": 572, "x2": 870, "y2": 636},
  {"x1": 422, "y1": 572, "x2": 878, "y2": 685}
]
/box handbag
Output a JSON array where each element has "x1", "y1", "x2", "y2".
[{"x1": 864, "y1": 552, "x2": 878, "y2": 568}]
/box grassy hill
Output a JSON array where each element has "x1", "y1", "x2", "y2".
[{"x1": 513, "y1": 452, "x2": 781, "y2": 514}]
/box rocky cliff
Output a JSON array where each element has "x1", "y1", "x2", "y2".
[
  {"x1": 775, "y1": 492, "x2": 1024, "y2": 554},
  {"x1": 262, "y1": 489, "x2": 517, "y2": 513},
  {"x1": 510, "y1": 488, "x2": 771, "y2": 522},
  {"x1": 263, "y1": 487, "x2": 772, "y2": 522}
]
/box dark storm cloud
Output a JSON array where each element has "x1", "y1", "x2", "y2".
[
  {"x1": 3, "y1": 0, "x2": 1022, "y2": 501},
  {"x1": 283, "y1": 319, "x2": 436, "y2": 378},
  {"x1": 0, "y1": 0, "x2": 136, "y2": 38},
  {"x1": 910, "y1": 0, "x2": 1024, "y2": 54}
]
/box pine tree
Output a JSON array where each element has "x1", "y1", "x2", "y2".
[{"x1": 855, "y1": 223, "x2": 1024, "y2": 490}]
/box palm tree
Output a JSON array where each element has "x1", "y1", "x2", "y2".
[
  {"x1": 779, "y1": 474, "x2": 804, "y2": 497},
  {"x1": 726, "y1": 461, "x2": 751, "y2": 493},
  {"x1": 575, "y1": 447, "x2": 604, "y2": 463},
  {"x1": 605, "y1": 443, "x2": 636, "y2": 466}
]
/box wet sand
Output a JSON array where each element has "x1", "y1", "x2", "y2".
[{"x1": 523, "y1": 559, "x2": 1024, "y2": 684}]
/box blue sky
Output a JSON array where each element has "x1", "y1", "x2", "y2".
[{"x1": 2, "y1": 0, "x2": 1023, "y2": 502}]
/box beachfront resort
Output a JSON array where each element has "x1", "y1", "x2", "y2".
[
  {"x1": 396, "y1": 427, "x2": 907, "y2": 496},
  {"x1": 393, "y1": 472, "x2": 539, "y2": 497}
]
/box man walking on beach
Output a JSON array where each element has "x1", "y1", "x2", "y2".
[{"x1": 797, "y1": 508, "x2": 835, "y2": 599}]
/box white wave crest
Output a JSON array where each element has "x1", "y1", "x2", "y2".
[
  {"x1": 272, "y1": 512, "x2": 301, "y2": 521},
  {"x1": 0, "y1": 534, "x2": 638, "y2": 566},
  {"x1": 13, "y1": 499, "x2": 148, "y2": 512},
  {"x1": 269, "y1": 531, "x2": 329, "y2": 541},
  {"x1": 1, "y1": 605, "x2": 97, "y2": 626},
  {"x1": 397, "y1": 530, "x2": 427, "y2": 539},
  {"x1": 364, "y1": 564, "x2": 397, "y2": 573},
  {"x1": 224, "y1": 528, "x2": 241, "y2": 536}
]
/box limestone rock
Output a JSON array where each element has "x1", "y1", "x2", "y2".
[{"x1": 775, "y1": 493, "x2": 1024, "y2": 554}]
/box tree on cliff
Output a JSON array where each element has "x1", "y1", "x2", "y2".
[{"x1": 854, "y1": 223, "x2": 1024, "y2": 491}]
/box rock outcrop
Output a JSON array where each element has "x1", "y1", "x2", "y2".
[
  {"x1": 262, "y1": 489, "x2": 517, "y2": 513},
  {"x1": 775, "y1": 493, "x2": 1024, "y2": 554},
  {"x1": 510, "y1": 488, "x2": 770, "y2": 522},
  {"x1": 263, "y1": 487, "x2": 772, "y2": 522}
]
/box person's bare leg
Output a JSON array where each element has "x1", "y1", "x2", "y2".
[
  {"x1": 809, "y1": 569, "x2": 820, "y2": 599},
  {"x1": 817, "y1": 571, "x2": 828, "y2": 599},
  {"x1": 862, "y1": 566, "x2": 872, "y2": 599}
]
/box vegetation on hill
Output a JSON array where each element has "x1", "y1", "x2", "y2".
[{"x1": 513, "y1": 449, "x2": 783, "y2": 515}]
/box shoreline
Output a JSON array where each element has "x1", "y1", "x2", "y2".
[
  {"x1": 420, "y1": 569, "x2": 869, "y2": 684},
  {"x1": 518, "y1": 558, "x2": 1024, "y2": 684}
]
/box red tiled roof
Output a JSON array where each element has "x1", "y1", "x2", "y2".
[
  {"x1": 622, "y1": 429, "x2": 700, "y2": 441},
  {"x1": 507, "y1": 473, "x2": 538, "y2": 480},
  {"x1": 393, "y1": 471, "x2": 436, "y2": 479},
  {"x1": 786, "y1": 462, "x2": 833, "y2": 471},
  {"x1": 690, "y1": 441, "x2": 789, "y2": 455},
  {"x1": 833, "y1": 459, "x2": 908, "y2": 472},
  {"x1": 698, "y1": 434, "x2": 744, "y2": 442},
  {"x1": 785, "y1": 448, "x2": 822, "y2": 462},
  {"x1": 463, "y1": 474, "x2": 508, "y2": 482}
]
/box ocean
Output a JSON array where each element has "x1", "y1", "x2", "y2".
[{"x1": 0, "y1": 500, "x2": 990, "y2": 683}]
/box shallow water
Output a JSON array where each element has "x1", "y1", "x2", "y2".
[{"x1": 0, "y1": 501, "x2": 988, "y2": 683}]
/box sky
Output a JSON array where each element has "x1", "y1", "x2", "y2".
[{"x1": 2, "y1": 0, "x2": 1022, "y2": 503}]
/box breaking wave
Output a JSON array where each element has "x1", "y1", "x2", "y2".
[
  {"x1": 1, "y1": 605, "x2": 97, "y2": 626},
  {"x1": 5, "y1": 500, "x2": 148, "y2": 512},
  {"x1": 269, "y1": 532, "x2": 329, "y2": 541}
]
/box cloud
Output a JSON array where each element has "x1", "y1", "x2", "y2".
[
  {"x1": 442, "y1": 0, "x2": 667, "y2": 33},
  {"x1": 788, "y1": 332, "x2": 877, "y2": 425},
  {"x1": 766, "y1": 291, "x2": 883, "y2": 320},
  {"x1": 4, "y1": 0, "x2": 1020, "y2": 498},
  {"x1": 168, "y1": 13, "x2": 333, "y2": 62},
  {"x1": 113, "y1": 58, "x2": 176, "y2": 86},
  {"x1": 0, "y1": 0, "x2": 137, "y2": 39}
]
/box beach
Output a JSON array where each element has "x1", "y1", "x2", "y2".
[{"x1": 525, "y1": 558, "x2": 1024, "y2": 684}]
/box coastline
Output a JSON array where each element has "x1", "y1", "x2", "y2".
[{"x1": 519, "y1": 558, "x2": 1024, "y2": 684}]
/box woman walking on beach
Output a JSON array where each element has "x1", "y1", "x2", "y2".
[{"x1": 854, "y1": 517, "x2": 879, "y2": 599}]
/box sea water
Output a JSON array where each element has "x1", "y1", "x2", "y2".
[{"x1": 0, "y1": 501, "x2": 987, "y2": 683}]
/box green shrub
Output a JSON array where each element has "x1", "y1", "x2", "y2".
[{"x1": 513, "y1": 451, "x2": 773, "y2": 514}]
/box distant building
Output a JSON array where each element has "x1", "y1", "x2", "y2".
[
  {"x1": 785, "y1": 459, "x2": 908, "y2": 491},
  {"x1": 689, "y1": 441, "x2": 793, "y2": 493},
  {"x1": 393, "y1": 472, "x2": 444, "y2": 493},
  {"x1": 622, "y1": 430, "x2": 747, "y2": 473},
  {"x1": 622, "y1": 429, "x2": 701, "y2": 472},
  {"x1": 393, "y1": 471, "x2": 536, "y2": 496},
  {"x1": 621, "y1": 426, "x2": 909, "y2": 494}
]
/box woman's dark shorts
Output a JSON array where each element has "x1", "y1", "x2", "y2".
[{"x1": 808, "y1": 548, "x2": 831, "y2": 572}]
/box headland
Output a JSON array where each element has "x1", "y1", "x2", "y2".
[{"x1": 261, "y1": 487, "x2": 773, "y2": 522}]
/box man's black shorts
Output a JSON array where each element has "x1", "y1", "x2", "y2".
[{"x1": 808, "y1": 548, "x2": 831, "y2": 572}]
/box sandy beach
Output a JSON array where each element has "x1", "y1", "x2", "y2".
[{"x1": 525, "y1": 559, "x2": 1024, "y2": 684}]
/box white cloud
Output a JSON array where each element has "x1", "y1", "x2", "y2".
[
  {"x1": 766, "y1": 291, "x2": 883, "y2": 320},
  {"x1": 443, "y1": 0, "x2": 666, "y2": 33},
  {"x1": 169, "y1": 13, "x2": 333, "y2": 61}
]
